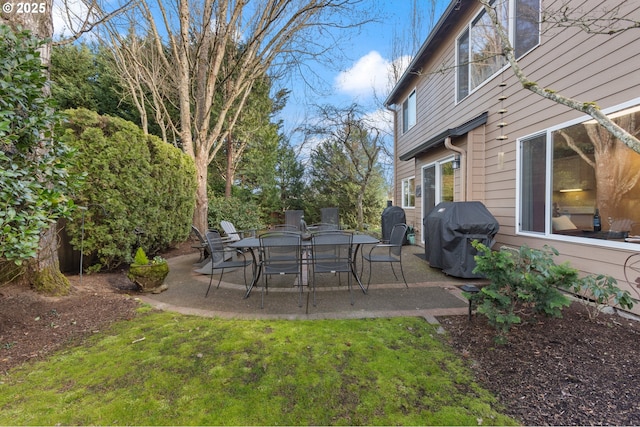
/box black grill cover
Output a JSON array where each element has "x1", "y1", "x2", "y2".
[
  {"x1": 424, "y1": 201, "x2": 499, "y2": 278},
  {"x1": 381, "y1": 205, "x2": 406, "y2": 243}
]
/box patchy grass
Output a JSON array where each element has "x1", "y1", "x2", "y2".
[{"x1": 0, "y1": 310, "x2": 517, "y2": 425}]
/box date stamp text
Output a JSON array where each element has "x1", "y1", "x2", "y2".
[{"x1": 2, "y1": 2, "x2": 47, "y2": 14}]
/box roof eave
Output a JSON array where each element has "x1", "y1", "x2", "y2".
[
  {"x1": 398, "y1": 112, "x2": 489, "y2": 161},
  {"x1": 384, "y1": 0, "x2": 476, "y2": 107}
]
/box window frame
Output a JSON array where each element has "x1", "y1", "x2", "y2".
[
  {"x1": 516, "y1": 98, "x2": 640, "y2": 249},
  {"x1": 402, "y1": 89, "x2": 416, "y2": 134},
  {"x1": 421, "y1": 157, "x2": 455, "y2": 242},
  {"x1": 456, "y1": 0, "x2": 540, "y2": 102},
  {"x1": 401, "y1": 176, "x2": 416, "y2": 208}
]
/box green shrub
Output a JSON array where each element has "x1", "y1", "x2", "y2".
[
  {"x1": 208, "y1": 195, "x2": 264, "y2": 232},
  {"x1": 564, "y1": 274, "x2": 634, "y2": 320},
  {"x1": 57, "y1": 109, "x2": 197, "y2": 270},
  {"x1": 469, "y1": 242, "x2": 575, "y2": 341},
  {"x1": 0, "y1": 26, "x2": 80, "y2": 264},
  {"x1": 133, "y1": 247, "x2": 149, "y2": 266}
]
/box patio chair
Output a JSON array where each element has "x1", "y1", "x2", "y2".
[
  {"x1": 272, "y1": 224, "x2": 299, "y2": 232},
  {"x1": 309, "y1": 223, "x2": 339, "y2": 232},
  {"x1": 362, "y1": 223, "x2": 409, "y2": 289},
  {"x1": 284, "y1": 210, "x2": 304, "y2": 231},
  {"x1": 259, "y1": 231, "x2": 303, "y2": 308},
  {"x1": 310, "y1": 230, "x2": 353, "y2": 306},
  {"x1": 191, "y1": 225, "x2": 209, "y2": 263},
  {"x1": 204, "y1": 230, "x2": 253, "y2": 297},
  {"x1": 219, "y1": 220, "x2": 255, "y2": 243},
  {"x1": 320, "y1": 207, "x2": 340, "y2": 228}
]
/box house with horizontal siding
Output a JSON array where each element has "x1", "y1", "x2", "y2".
[{"x1": 385, "y1": 0, "x2": 640, "y2": 314}]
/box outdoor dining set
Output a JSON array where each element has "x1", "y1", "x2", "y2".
[{"x1": 191, "y1": 208, "x2": 409, "y2": 309}]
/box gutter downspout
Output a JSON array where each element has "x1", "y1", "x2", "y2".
[
  {"x1": 385, "y1": 104, "x2": 398, "y2": 204},
  {"x1": 444, "y1": 136, "x2": 466, "y2": 201}
]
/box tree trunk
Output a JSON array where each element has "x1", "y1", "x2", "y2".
[
  {"x1": 356, "y1": 190, "x2": 365, "y2": 231},
  {"x1": 193, "y1": 151, "x2": 210, "y2": 233},
  {"x1": 2, "y1": 1, "x2": 70, "y2": 294},
  {"x1": 225, "y1": 133, "x2": 233, "y2": 198}
]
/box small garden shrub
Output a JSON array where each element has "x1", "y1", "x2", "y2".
[
  {"x1": 469, "y1": 242, "x2": 576, "y2": 341},
  {"x1": 564, "y1": 274, "x2": 634, "y2": 320},
  {"x1": 133, "y1": 248, "x2": 149, "y2": 266},
  {"x1": 57, "y1": 109, "x2": 197, "y2": 270}
]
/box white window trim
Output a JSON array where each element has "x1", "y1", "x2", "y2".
[
  {"x1": 401, "y1": 176, "x2": 416, "y2": 208},
  {"x1": 402, "y1": 89, "x2": 417, "y2": 134},
  {"x1": 516, "y1": 97, "x2": 640, "y2": 249}
]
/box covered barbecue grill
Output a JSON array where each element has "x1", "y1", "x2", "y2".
[{"x1": 424, "y1": 201, "x2": 499, "y2": 278}]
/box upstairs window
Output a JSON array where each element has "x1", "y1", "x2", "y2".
[
  {"x1": 457, "y1": 0, "x2": 540, "y2": 101},
  {"x1": 402, "y1": 90, "x2": 416, "y2": 133}
]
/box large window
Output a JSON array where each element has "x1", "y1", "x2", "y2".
[
  {"x1": 519, "y1": 102, "x2": 640, "y2": 244},
  {"x1": 402, "y1": 177, "x2": 415, "y2": 208},
  {"x1": 457, "y1": 0, "x2": 540, "y2": 101},
  {"x1": 402, "y1": 90, "x2": 416, "y2": 133}
]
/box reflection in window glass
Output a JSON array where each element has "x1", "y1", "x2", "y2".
[
  {"x1": 457, "y1": 29, "x2": 470, "y2": 100},
  {"x1": 515, "y1": 0, "x2": 540, "y2": 57},
  {"x1": 519, "y1": 103, "x2": 640, "y2": 242},
  {"x1": 402, "y1": 90, "x2": 416, "y2": 133},
  {"x1": 551, "y1": 105, "x2": 640, "y2": 239},
  {"x1": 423, "y1": 165, "x2": 436, "y2": 217},
  {"x1": 456, "y1": 0, "x2": 540, "y2": 101},
  {"x1": 520, "y1": 134, "x2": 546, "y2": 233},
  {"x1": 402, "y1": 177, "x2": 415, "y2": 208},
  {"x1": 469, "y1": 4, "x2": 507, "y2": 91},
  {"x1": 440, "y1": 161, "x2": 454, "y2": 202}
]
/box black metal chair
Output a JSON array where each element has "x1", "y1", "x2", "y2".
[
  {"x1": 310, "y1": 231, "x2": 354, "y2": 306},
  {"x1": 272, "y1": 224, "x2": 299, "y2": 232},
  {"x1": 284, "y1": 210, "x2": 304, "y2": 231},
  {"x1": 309, "y1": 223, "x2": 339, "y2": 232},
  {"x1": 204, "y1": 230, "x2": 252, "y2": 297},
  {"x1": 362, "y1": 223, "x2": 408, "y2": 289},
  {"x1": 259, "y1": 231, "x2": 303, "y2": 308},
  {"x1": 191, "y1": 225, "x2": 209, "y2": 263},
  {"x1": 320, "y1": 207, "x2": 340, "y2": 229}
]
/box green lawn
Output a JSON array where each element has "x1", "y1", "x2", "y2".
[{"x1": 0, "y1": 307, "x2": 517, "y2": 425}]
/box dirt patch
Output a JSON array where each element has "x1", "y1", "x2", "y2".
[
  {"x1": 0, "y1": 239, "x2": 198, "y2": 374},
  {"x1": 1, "y1": 239, "x2": 639, "y2": 425}
]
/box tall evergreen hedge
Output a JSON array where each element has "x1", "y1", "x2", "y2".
[{"x1": 58, "y1": 109, "x2": 196, "y2": 270}]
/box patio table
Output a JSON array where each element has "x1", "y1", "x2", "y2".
[{"x1": 228, "y1": 233, "x2": 379, "y2": 300}]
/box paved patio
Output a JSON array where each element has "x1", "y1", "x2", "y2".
[{"x1": 141, "y1": 244, "x2": 480, "y2": 321}]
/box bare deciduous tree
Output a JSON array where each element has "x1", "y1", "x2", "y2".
[
  {"x1": 98, "y1": 0, "x2": 372, "y2": 232},
  {"x1": 305, "y1": 103, "x2": 385, "y2": 230}
]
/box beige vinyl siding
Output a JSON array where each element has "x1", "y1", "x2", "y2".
[{"x1": 391, "y1": 0, "x2": 640, "y2": 313}]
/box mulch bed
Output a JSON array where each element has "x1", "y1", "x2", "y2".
[{"x1": 438, "y1": 304, "x2": 640, "y2": 426}]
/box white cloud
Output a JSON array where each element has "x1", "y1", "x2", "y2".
[
  {"x1": 52, "y1": 0, "x2": 95, "y2": 39},
  {"x1": 334, "y1": 51, "x2": 391, "y2": 99},
  {"x1": 363, "y1": 108, "x2": 393, "y2": 137}
]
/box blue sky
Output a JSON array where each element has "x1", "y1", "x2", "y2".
[{"x1": 277, "y1": 0, "x2": 449, "y2": 147}]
